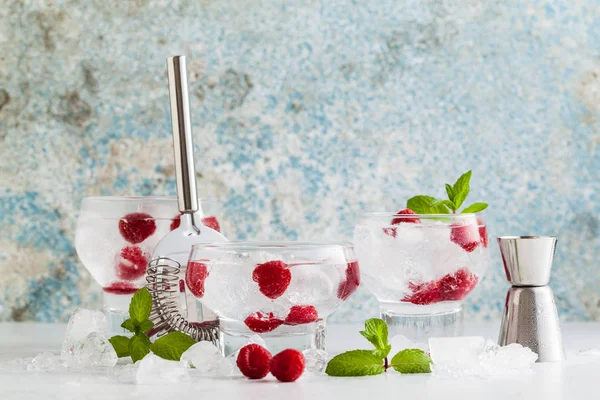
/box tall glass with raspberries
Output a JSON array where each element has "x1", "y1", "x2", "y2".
[
  {"x1": 354, "y1": 210, "x2": 489, "y2": 343},
  {"x1": 186, "y1": 242, "x2": 359, "y2": 356},
  {"x1": 75, "y1": 196, "x2": 222, "y2": 335}
]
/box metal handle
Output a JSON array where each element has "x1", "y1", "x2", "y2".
[{"x1": 167, "y1": 56, "x2": 198, "y2": 213}]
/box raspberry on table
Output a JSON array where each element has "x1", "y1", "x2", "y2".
[
  {"x1": 103, "y1": 281, "x2": 139, "y2": 295},
  {"x1": 284, "y1": 305, "x2": 318, "y2": 325},
  {"x1": 337, "y1": 261, "x2": 360, "y2": 300},
  {"x1": 236, "y1": 344, "x2": 272, "y2": 379},
  {"x1": 118, "y1": 212, "x2": 156, "y2": 244},
  {"x1": 252, "y1": 260, "x2": 292, "y2": 299},
  {"x1": 116, "y1": 246, "x2": 148, "y2": 281},
  {"x1": 269, "y1": 349, "x2": 305, "y2": 382},
  {"x1": 244, "y1": 312, "x2": 284, "y2": 333},
  {"x1": 185, "y1": 261, "x2": 209, "y2": 298},
  {"x1": 450, "y1": 221, "x2": 480, "y2": 252}
]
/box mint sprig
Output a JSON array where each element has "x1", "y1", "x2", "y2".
[
  {"x1": 406, "y1": 170, "x2": 488, "y2": 214},
  {"x1": 325, "y1": 318, "x2": 431, "y2": 377},
  {"x1": 108, "y1": 288, "x2": 196, "y2": 363}
]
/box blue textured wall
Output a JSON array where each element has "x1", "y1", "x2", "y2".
[{"x1": 0, "y1": 1, "x2": 598, "y2": 323}]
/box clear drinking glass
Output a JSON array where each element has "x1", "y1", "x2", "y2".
[
  {"x1": 187, "y1": 241, "x2": 359, "y2": 356},
  {"x1": 354, "y1": 213, "x2": 489, "y2": 343},
  {"x1": 75, "y1": 196, "x2": 221, "y2": 335}
]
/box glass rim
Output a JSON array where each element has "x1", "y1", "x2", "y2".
[
  {"x1": 192, "y1": 241, "x2": 353, "y2": 252},
  {"x1": 82, "y1": 196, "x2": 217, "y2": 203},
  {"x1": 360, "y1": 212, "x2": 482, "y2": 219}
]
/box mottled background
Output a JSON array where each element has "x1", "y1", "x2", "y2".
[{"x1": 0, "y1": 0, "x2": 598, "y2": 323}]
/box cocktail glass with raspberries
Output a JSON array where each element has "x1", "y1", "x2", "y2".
[
  {"x1": 186, "y1": 241, "x2": 359, "y2": 356},
  {"x1": 75, "y1": 196, "x2": 222, "y2": 335},
  {"x1": 354, "y1": 211, "x2": 489, "y2": 342}
]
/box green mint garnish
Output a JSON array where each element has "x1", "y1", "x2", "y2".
[
  {"x1": 325, "y1": 318, "x2": 431, "y2": 377},
  {"x1": 359, "y1": 318, "x2": 391, "y2": 359},
  {"x1": 149, "y1": 331, "x2": 197, "y2": 361},
  {"x1": 390, "y1": 349, "x2": 432, "y2": 374},
  {"x1": 325, "y1": 350, "x2": 386, "y2": 377},
  {"x1": 108, "y1": 335, "x2": 131, "y2": 358},
  {"x1": 406, "y1": 170, "x2": 488, "y2": 214},
  {"x1": 108, "y1": 288, "x2": 197, "y2": 363}
]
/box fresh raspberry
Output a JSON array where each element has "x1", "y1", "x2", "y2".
[
  {"x1": 103, "y1": 282, "x2": 139, "y2": 295},
  {"x1": 284, "y1": 305, "x2": 318, "y2": 325},
  {"x1": 236, "y1": 344, "x2": 272, "y2": 379},
  {"x1": 391, "y1": 208, "x2": 421, "y2": 225},
  {"x1": 438, "y1": 268, "x2": 479, "y2": 301},
  {"x1": 116, "y1": 246, "x2": 148, "y2": 280},
  {"x1": 252, "y1": 260, "x2": 292, "y2": 299},
  {"x1": 402, "y1": 281, "x2": 441, "y2": 305},
  {"x1": 337, "y1": 261, "x2": 360, "y2": 300},
  {"x1": 185, "y1": 262, "x2": 209, "y2": 298},
  {"x1": 244, "y1": 312, "x2": 284, "y2": 333},
  {"x1": 450, "y1": 221, "x2": 480, "y2": 252},
  {"x1": 269, "y1": 349, "x2": 305, "y2": 382},
  {"x1": 477, "y1": 218, "x2": 488, "y2": 248},
  {"x1": 118, "y1": 212, "x2": 156, "y2": 244},
  {"x1": 170, "y1": 214, "x2": 221, "y2": 232}
]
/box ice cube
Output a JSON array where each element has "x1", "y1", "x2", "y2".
[
  {"x1": 136, "y1": 353, "x2": 188, "y2": 384},
  {"x1": 480, "y1": 343, "x2": 538, "y2": 374},
  {"x1": 302, "y1": 349, "x2": 328, "y2": 373},
  {"x1": 390, "y1": 335, "x2": 428, "y2": 355},
  {"x1": 181, "y1": 341, "x2": 234, "y2": 377},
  {"x1": 429, "y1": 336, "x2": 486, "y2": 368},
  {"x1": 61, "y1": 332, "x2": 118, "y2": 368},
  {"x1": 63, "y1": 309, "x2": 109, "y2": 342},
  {"x1": 109, "y1": 362, "x2": 138, "y2": 383},
  {"x1": 285, "y1": 264, "x2": 336, "y2": 305},
  {"x1": 26, "y1": 352, "x2": 65, "y2": 372}
]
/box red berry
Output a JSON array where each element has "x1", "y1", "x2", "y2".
[
  {"x1": 477, "y1": 218, "x2": 488, "y2": 248},
  {"x1": 402, "y1": 281, "x2": 441, "y2": 305},
  {"x1": 438, "y1": 268, "x2": 479, "y2": 301},
  {"x1": 118, "y1": 212, "x2": 156, "y2": 244},
  {"x1": 269, "y1": 349, "x2": 305, "y2": 382},
  {"x1": 244, "y1": 312, "x2": 284, "y2": 333},
  {"x1": 252, "y1": 260, "x2": 292, "y2": 299},
  {"x1": 170, "y1": 214, "x2": 221, "y2": 233},
  {"x1": 337, "y1": 261, "x2": 360, "y2": 300},
  {"x1": 201, "y1": 216, "x2": 221, "y2": 232},
  {"x1": 382, "y1": 227, "x2": 397, "y2": 237},
  {"x1": 236, "y1": 344, "x2": 272, "y2": 379},
  {"x1": 284, "y1": 305, "x2": 318, "y2": 325},
  {"x1": 116, "y1": 246, "x2": 148, "y2": 280},
  {"x1": 103, "y1": 282, "x2": 139, "y2": 295},
  {"x1": 185, "y1": 262, "x2": 209, "y2": 298},
  {"x1": 391, "y1": 208, "x2": 421, "y2": 225},
  {"x1": 450, "y1": 222, "x2": 480, "y2": 252}
]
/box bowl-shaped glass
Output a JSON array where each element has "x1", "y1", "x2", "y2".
[{"x1": 187, "y1": 241, "x2": 359, "y2": 355}]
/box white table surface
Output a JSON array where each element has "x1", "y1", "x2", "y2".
[{"x1": 0, "y1": 321, "x2": 599, "y2": 400}]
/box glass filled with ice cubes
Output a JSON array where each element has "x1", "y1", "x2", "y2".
[
  {"x1": 186, "y1": 241, "x2": 359, "y2": 356},
  {"x1": 354, "y1": 212, "x2": 489, "y2": 342},
  {"x1": 75, "y1": 196, "x2": 222, "y2": 335}
]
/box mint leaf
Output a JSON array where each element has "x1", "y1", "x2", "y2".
[
  {"x1": 129, "y1": 288, "x2": 152, "y2": 324},
  {"x1": 149, "y1": 331, "x2": 196, "y2": 361},
  {"x1": 461, "y1": 202, "x2": 489, "y2": 214},
  {"x1": 407, "y1": 196, "x2": 450, "y2": 214},
  {"x1": 430, "y1": 199, "x2": 456, "y2": 212},
  {"x1": 325, "y1": 350, "x2": 385, "y2": 377},
  {"x1": 129, "y1": 333, "x2": 151, "y2": 363},
  {"x1": 445, "y1": 184, "x2": 454, "y2": 202},
  {"x1": 390, "y1": 349, "x2": 432, "y2": 374},
  {"x1": 121, "y1": 318, "x2": 138, "y2": 333},
  {"x1": 359, "y1": 318, "x2": 391, "y2": 358},
  {"x1": 452, "y1": 170, "x2": 472, "y2": 209},
  {"x1": 138, "y1": 320, "x2": 154, "y2": 334},
  {"x1": 109, "y1": 335, "x2": 131, "y2": 358}
]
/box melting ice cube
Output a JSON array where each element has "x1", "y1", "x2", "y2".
[
  {"x1": 181, "y1": 341, "x2": 234, "y2": 377},
  {"x1": 136, "y1": 354, "x2": 188, "y2": 384},
  {"x1": 61, "y1": 309, "x2": 117, "y2": 368},
  {"x1": 302, "y1": 349, "x2": 328, "y2": 373}
]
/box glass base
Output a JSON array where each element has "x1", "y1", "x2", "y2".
[
  {"x1": 218, "y1": 318, "x2": 326, "y2": 357},
  {"x1": 380, "y1": 304, "x2": 464, "y2": 344},
  {"x1": 103, "y1": 292, "x2": 133, "y2": 337}
]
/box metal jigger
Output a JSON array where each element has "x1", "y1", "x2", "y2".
[{"x1": 497, "y1": 236, "x2": 565, "y2": 362}]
